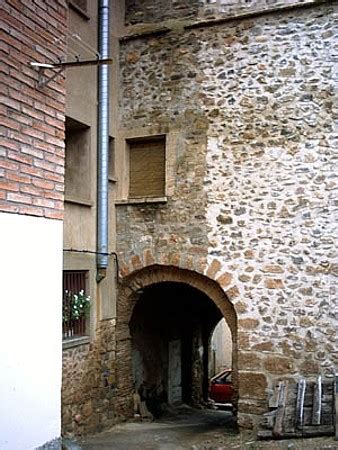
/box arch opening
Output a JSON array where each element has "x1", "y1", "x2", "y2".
[
  {"x1": 116, "y1": 265, "x2": 238, "y2": 421},
  {"x1": 130, "y1": 282, "x2": 223, "y2": 414}
]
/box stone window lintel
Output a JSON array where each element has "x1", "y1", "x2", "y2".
[{"x1": 62, "y1": 335, "x2": 90, "y2": 350}]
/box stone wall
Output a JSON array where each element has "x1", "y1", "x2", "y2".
[
  {"x1": 117, "y1": 1, "x2": 336, "y2": 428},
  {"x1": 125, "y1": 0, "x2": 200, "y2": 25},
  {"x1": 62, "y1": 319, "x2": 117, "y2": 437},
  {"x1": 125, "y1": 0, "x2": 323, "y2": 25}
]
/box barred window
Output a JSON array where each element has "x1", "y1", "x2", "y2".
[{"x1": 63, "y1": 270, "x2": 89, "y2": 339}]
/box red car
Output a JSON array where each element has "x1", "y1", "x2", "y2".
[{"x1": 209, "y1": 369, "x2": 234, "y2": 404}]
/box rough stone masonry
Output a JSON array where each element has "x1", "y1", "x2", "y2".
[
  {"x1": 117, "y1": 0, "x2": 337, "y2": 430},
  {"x1": 62, "y1": 0, "x2": 337, "y2": 436}
]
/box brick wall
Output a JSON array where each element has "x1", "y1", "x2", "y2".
[{"x1": 0, "y1": 0, "x2": 67, "y2": 220}]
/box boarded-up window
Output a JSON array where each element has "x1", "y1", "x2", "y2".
[{"x1": 129, "y1": 137, "x2": 165, "y2": 198}]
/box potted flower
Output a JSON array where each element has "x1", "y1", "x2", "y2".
[{"x1": 63, "y1": 290, "x2": 91, "y2": 337}]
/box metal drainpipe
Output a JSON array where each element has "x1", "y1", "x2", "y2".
[{"x1": 96, "y1": 0, "x2": 110, "y2": 281}]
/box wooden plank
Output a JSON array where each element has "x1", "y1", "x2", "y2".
[
  {"x1": 302, "y1": 425, "x2": 334, "y2": 437},
  {"x1": 321, "y1": 413, "x2": 334, "y2": 426},
  {"x1": 261, "y1": 410, "x2": 276, "y2": 430},
  {"x1": 303, "y1": 407, "x2": 313, "y2": 425},
  {"x1": 273, "y1": 381, "x2": 288, "y2": 438},
  {"x1": 323, "y1": 382, "x2": 333, "y2": 392},
  {"x1": 259, "y1": 426, "x2": 333, "y2": 440},
  {"x1": 283, "y1": 406, "x2": 296, "y2": 433},
  {"x1": 312, "y1": 375, "x2": 322, "y2": 425},
  {"x1": 269, "y1": 383, "x2": 279, "y2": 408},
  {"x1": 257, "y1": 430, "x2": 274, "y2": 439},
  {"x1": 296, "y1": 378, "x2": 306, "y2": 430}
]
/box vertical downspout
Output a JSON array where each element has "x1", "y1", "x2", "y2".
[{"x1": 97, "y1": 0, "x2": 110, "y2": 281}]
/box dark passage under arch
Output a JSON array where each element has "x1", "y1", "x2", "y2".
[{"x1": 129, "y1": 282, "x2": 230, "y2": 416}]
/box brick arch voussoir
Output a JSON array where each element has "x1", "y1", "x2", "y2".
[
  {"x1": 118, "y1": 263, "x2": 238, "y2": 337},
  {"x1": 119, "y1": 251, "x2": 209, "y2": 281}
]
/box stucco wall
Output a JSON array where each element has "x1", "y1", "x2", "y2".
[
  {"x1": 0, "y1": 213, "x2": 63, "y2": 450},
  {"x1": 211, "y1": 319, "x2": 232, "y2": 375}
]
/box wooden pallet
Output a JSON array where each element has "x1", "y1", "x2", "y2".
[{"x1": 258, "y1": 376, "x2": 336, "y2": 439}]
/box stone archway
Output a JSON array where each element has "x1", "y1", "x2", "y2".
[{"x1": 115, "y1": 264, "x2": 238, "y2": 419}]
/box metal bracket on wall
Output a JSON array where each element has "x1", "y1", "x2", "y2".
[{"x1": 30, "y1": 57, "x2": 112, "y2": 88}]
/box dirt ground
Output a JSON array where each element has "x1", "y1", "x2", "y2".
[{"x1": 79, "y1": 406, "x2": 337, "y2": 450}]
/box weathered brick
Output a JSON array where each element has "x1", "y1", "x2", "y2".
[
  {"x1": 32, "y1": 178, "x2": 54, "y2": 190},
  {"x1": 0, "y1": 180, "x2": 19, "y2": 192},
  {"x1": 44, "y1": 171, "x2": 63, "y2": 183},
  {"x1": 45, "y1": 153, "x2": 64, "y2": 166},
  {"x1": 20, "y1": 184, "x2": 43, "y2": 197},
  {"x1": 0, "y1": 138, "x2": 19, "y2": 151},
  {"x1": 45, "y1": 190, "x2": 63, "y2": 201},
  {"x1": 45, "y1": 116, "x2": 65, "y2": 130},
  {"x1": 32, "y1": 197, "x2": 55, "y2": 208},
  {"x1": 20, "y1": 164, "x2": 44, "y2": 178},
  {"x1": 7, "y1": 150, "x2": 33, "y2": 165},
  {"x1": 19, "y1": 205, "x2": 44, "y2": 216},
  {"x1": 7, "y1": 171, "x2": 31, "y2": 184},
  {"x1": 21, "y1": 146, "x2": 44, "y2": 159},
  {"x1": 21, "y1": 127, "x2": 44, "y2": 140},
  {"x1": 34, "y1": 159, "x2": 56, "y2": 172},
  {"x1": 0, "y1": 201, "x2": 19, "y2": 212},
  {"x1": 0, "y1": 158, "x2": 19, "y2": 171},
  {"x1": 44, "y1": 208, "x2": 63, "y2": 220},
  {"x1": 1, "y1": 0, "x2": 65, "y2": 219},
  {"x1": 0, "y1": 94, "x2": 21, "y2": 111},
  {"x1": 0, "y1": 116, "x2": 20, "y2": 130},
  {"x1": 7, "y1": 192, "x2": 32, "y2": 204}
]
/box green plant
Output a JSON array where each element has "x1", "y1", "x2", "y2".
[{"x1": 63, "y1": 290, "x2": 91, "y2": 322}]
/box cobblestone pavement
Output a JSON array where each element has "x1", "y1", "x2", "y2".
[{"x1": 78, "y1": 406, "x2": 337, "y2": 450}]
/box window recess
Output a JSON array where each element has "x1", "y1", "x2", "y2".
[{"x1": 64, "y1": 117, "x2": 91, "y2": 204}]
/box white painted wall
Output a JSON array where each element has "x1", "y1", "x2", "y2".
[
  {"x1": 0, "y1": 212, "x2": 63, "y2": 450},
  {"x1": 211, "y1": 319, "x2": 232, "y2": 375}
]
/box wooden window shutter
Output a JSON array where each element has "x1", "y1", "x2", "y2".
[{"x1": 129, "y1": 138, "x2": 165, "y2": 198}]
